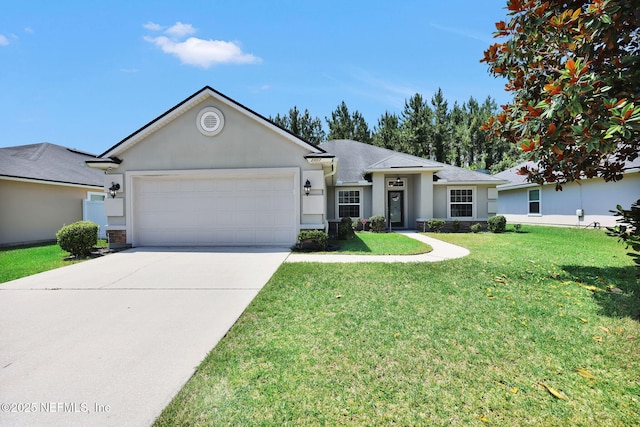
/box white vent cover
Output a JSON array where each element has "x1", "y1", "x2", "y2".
[{"x1": 196, "y1": 107, "x2": 225, "y2": 136}]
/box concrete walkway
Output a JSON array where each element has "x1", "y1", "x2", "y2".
[
  {"x1": 285, "y1": 231, "x2": 469, "y2": 263},
  {"x1": 0, "y1": 247, "x2": 290, "y2": 427}
]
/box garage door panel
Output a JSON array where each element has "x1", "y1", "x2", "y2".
[
  {"x1": 234, "y1": 197, "x2": 255, "y2": 211},
  {"x1": 196, "y1": 212, "x2": 218, "y2": 227},
  {"x1": 134, "y1": 172, "x2": 298, "y2": 246}
]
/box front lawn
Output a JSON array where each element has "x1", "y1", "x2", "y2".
[
  {"x1": 332, "y1": 231, "x2": 432, "y2": 255},
  {"x1": 0, "y1": 240, "x2": 107, "y2": 284},
  {"x1": 156, "y1": 226, "x2": 639, "y2": 426}
]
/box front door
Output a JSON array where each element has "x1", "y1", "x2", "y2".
[{"x1": 388, "y1": 191, "x2": 404, "y2": 228}]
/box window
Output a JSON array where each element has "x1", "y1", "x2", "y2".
[
  {"x1": 338, "y1": 189, "x2": 361, "y2": 218},
  {"x1": 528, "y1": 189, "x2": 541, "y2": 214},
  {"x1": 448, "y1": 187, "x2": 475, "y2": 218},
  {"x1": 87, "y1": 192, "x2": 105, "y2": 201}
]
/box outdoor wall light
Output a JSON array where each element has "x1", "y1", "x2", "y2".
[
  {"x1": 303, "y1": 179, "x2": 312, "y2": 196},
  {"x1": 396, "y1": 176, "x2": 402, "y2": 184},
  {"x1": 109, "y1": 182, "x2": 120, "y2": 199}
]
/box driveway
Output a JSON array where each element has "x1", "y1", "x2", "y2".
[{"x1": 0, "y1": 247, "x2": 290, "y2": 427}]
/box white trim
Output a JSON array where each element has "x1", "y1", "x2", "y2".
[
  {"x1": 105, "y1": 225, "x2": 127, "y2": 231},
  {"x1": 299, "y1": 223, "x2": 326, "y2": 230},
  {"x1": 335, "y1": 181, "x2": 372, "y2": 187},
  {"x1": 497, "y1": 182, "x2": 542, "y2": 191},
  {"x1": 335, "y1": 187, "x2": 363, "y2": 219},
  {"x1": 447, "y1": 186, "x2": 477, "y2": 219},
  {"x1": 528, "y1": 187, "x2": 542, "y2": 215},
  {"x1": 365, "y1": 167, "x2": 442, "y2": 174},
  {"x1": 85, "y1": 160, "x2": 121, "y2": 171},
  {"x1": 104, "y1": 88, "x2": 324, "y2": 158},
  {"x1": 126, "y1": 167, "x2": 300, "y2": 247},
  {"x1": 436, "y1": 180, "x2": 507, "y2": 186},
  {"x1": 0, "y1": 175, "x2": 102, "y2": 190}
]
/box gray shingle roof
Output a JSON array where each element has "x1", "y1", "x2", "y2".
[
  {"x1": 320, "y1": 140, "x2": 506, "y2": 184},
  {"x1": 0, "y1": 143, "x2": 104, "y2": 187},
  {"x1": 494, "y1": 157, "x2": 640, "y2": 189}
]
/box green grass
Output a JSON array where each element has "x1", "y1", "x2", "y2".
[
  {"x1": 331, "y1": 231, "x2": 432, "y2": 255},
  {"x1": 0, "y1": 240, "x2": 107, "y2": 284},
  {"x1": 158, "y1": 226, "x2": 638, "y2": 426}
]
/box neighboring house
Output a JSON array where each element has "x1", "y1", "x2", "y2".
[
  {"x1": 87, "y1": 86, "x2": 507, "y2": 248},
  {"x1": 494, "y1": 159, "x2": 640, "y2": 228},
  {"x1": 0, "y1": 143, "x2": 106, "y2": 246}
]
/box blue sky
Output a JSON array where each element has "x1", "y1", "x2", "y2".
[{"x1": 0, "y1": 0, "x2": 510, "y2": 155}]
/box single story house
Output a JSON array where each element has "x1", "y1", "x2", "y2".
[
  {"x1": 493, "y1": 159, "x2": 640, "y2": 228},
  {"x1": 0, "y1": 143, "x2": 106, "y2": 246},
  {"x1": 87, "y1": 86, "x2": 507, "y2": 248}
]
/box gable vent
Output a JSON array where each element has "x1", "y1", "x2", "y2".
[{"x1": 197, "y1": 107, "x2": 225, "y2": 136}]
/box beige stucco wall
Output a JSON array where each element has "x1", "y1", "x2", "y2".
[
  {"x1": 0, "y1": 179, "x2": 98, "y2": 246},
  {"x1": 104, "y1": 96, "x2": 324, "y2": 233},
  {"x1": 116, "y1": 99, "x2": 318, "y2": 172}
]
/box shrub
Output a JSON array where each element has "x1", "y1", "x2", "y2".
[
  {"x1": 607, "y1": 199, "x2": 640, "y2": 270},
  {"x1": 471, "y1": 223, "x2": 483, "y2": 233},
  {"x1": 487, "y1": 215, "x2": 507, "y2": 233},
  {"x1": 57, "y1": 221, "x2": 99, "y2": 258},
  {"x1": 514, "y1": 223, "x2": 523, "y2": 233},
  {"x1": 297, "y1": 230, "x2": 328, "y2": 251},
  {"x1": 369, "y1": 215, "x2": 386, "y2": 233},
  {"x1": 451, "y1": 220, "x2": 461, "y2": 233},
  {"x1": 338, "y1": 216, "x2": 355, "y2": 240},
  {"x1": 427, "y1": 219, "x2": 446, "y2": 233}
]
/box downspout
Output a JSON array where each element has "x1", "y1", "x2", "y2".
[{"x1": 324, "y1": 160, "x2": 337, "y2": 180}]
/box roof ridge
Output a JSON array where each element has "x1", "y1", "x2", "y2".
[{"x1": 26, "y1": 142, "x2": 49, "y2": 161}]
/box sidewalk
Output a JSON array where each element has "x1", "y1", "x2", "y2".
[{"x1": 285, "y1": 231, "x2": 469, "y2": 263}]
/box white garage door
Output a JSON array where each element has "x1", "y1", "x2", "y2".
[{"x1": 133, "y1": 171, "x2": 297, "y2": 246}]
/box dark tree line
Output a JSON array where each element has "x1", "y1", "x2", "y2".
[{"x1": 270, "y1": 88, "x2": 524, "y2": 173}]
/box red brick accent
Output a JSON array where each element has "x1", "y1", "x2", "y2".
[{"x1": 107, "y1": 229, "x2": 127, "y2": 249}]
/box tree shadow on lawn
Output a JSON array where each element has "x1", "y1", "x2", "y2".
[
  {"x1": 562, "y1": 264, "x2": 639, "y2": 320},
  {"x1": 331, "y1": 234, "x2": 372, "y2": 253}
]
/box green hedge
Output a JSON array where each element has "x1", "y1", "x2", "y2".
[
  {"x1": 487, "y1": 215, "x2": 507, "y2": 233},
  {"x1": 297, "y1": 230, "x2": 328, "y2": 251},
  {"x1": 471, "y1": 223, "x2": 483, "y2": 233},
  {"x1": 338, "y1": 216, "x2": 355, "y2": 240},
  {"x1": 56, "y1": 221, "x2": 98, "y2": 257},
  {"x1": 369, "y1": 215, "x2": 386, "y2": 233},
  {"x1": 427, "y1": 219, "x2": 446, "y2": 233}
]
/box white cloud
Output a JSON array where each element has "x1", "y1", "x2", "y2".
[
  {"x1": 0, "y1": 35, "x2": 9, "y2": 46},
  {"x1": 145, "y1": 35, "x2": 261, "y2": 68},
  {"x1": 143, "y1": 21, "x2": 163, "y2": 32},
  {"x1": 165, "y1": 22, "x2": 196, "y2": 38},
  {"x1": 24, "y1": 27, "x2": 33, "y2": 34},
  {"x1": 143, "y1": 22, "x2": 261, "y2": 68}
]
